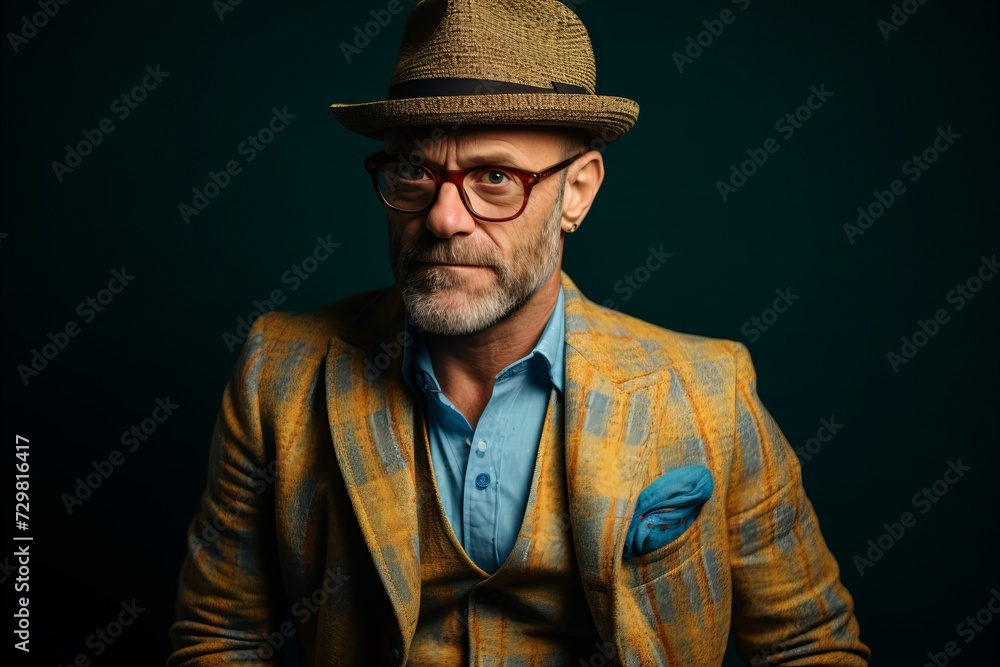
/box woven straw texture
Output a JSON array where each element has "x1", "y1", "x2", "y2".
[{"x1": 331, "y1": 0, "x2": 640, "y2": 141}]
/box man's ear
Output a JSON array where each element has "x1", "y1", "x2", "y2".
[{"x1": 561, "y1": 150, "x2": 605, "y2": 232}]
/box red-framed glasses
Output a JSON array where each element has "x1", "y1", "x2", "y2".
[{"x1": 363, "y1": 151, "x2": 584, "y2": 222}]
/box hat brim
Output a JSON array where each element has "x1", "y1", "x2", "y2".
[{"x1": 329, "y1": 93, "x2": 639, "y2": 143}]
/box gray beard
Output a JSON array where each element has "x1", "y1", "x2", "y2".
[{"x1": 390, "y1": 189, "x2": 563, "y2": 336}]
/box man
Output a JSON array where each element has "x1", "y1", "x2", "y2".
[{"x1": 168, "y1": 1, "x2": 870, "y2": 665}]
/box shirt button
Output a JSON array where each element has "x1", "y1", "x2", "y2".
[
  {"x1": 475, "y1": 472, "x2": 491, "y2": 489},
  {"x1": 476, "y1": 439, "x2": 487, "y2": 453}
]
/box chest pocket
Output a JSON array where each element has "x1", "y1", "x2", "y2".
[{"x1": 621, "y1": 513, "x2": 705, "y2": 590}]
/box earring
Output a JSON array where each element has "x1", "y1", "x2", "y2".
[{"x1": 567, "y1": 223, "x2": 578, "y2": 233}]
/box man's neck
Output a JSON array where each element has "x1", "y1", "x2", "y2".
[{"x1": 421, "y1": 268, "x2": 562, "y2": 428}]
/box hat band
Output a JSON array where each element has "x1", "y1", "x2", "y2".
[{"x1": 386, "y1": 77, "x2": 590, "y2": 100}]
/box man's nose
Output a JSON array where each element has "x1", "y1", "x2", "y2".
[{"x1": 425, "y1": 181, "x2": 477, "y2": 238}]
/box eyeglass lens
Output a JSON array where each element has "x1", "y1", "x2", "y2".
[{"x1": 377, "y1": 162, "x2": 525, "y2": 219}]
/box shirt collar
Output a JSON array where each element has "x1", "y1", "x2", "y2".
[{"x1": 401, "y1": 285, "x2": 565, "y2": 393}]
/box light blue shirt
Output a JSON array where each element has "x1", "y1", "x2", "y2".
[{"x1": 402, "y1": 286, "x2": 565, "y2": 574}]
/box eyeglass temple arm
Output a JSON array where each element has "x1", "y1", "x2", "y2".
[{"x1": 535, "y1": 152, "x2": 586, "y2": 182}]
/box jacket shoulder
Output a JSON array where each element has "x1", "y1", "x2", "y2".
[
  {"x1": 230, "y1": 287, "x2": 390, "y2": 406},
  {"x1": 592, "y1": 301, "x2": 743, "y2": 371},
  {"x1": 251, "y1": 287, "x2": 387, "y2": 355}
]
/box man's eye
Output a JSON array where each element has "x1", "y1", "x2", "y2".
[
  {"x1": 479, "y1": 169, "x2": 512, "y2": 186},
  {"x1": 396, "y1": 163, "x2": 428, "y2": 180}
]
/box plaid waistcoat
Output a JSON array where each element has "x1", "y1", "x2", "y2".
[{"x1": 408, "y1": 387, "x2": 605, "y2": 666}]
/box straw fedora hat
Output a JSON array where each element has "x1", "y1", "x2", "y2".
[{"x1": 330, "y1": 0, "x2": 639, "y2": 142}]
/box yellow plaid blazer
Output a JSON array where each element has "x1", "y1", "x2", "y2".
[{"x1": 168, "y1": 270, "x2": 870, "y2": 666}]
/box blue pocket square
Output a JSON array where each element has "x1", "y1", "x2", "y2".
[{"x1": 624, "y1": 465, "x2": 714, "y2": 558}]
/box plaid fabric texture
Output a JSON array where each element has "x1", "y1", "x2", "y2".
[{"x1": 167, "y1": 271, "x2": 870, "y2": 666}]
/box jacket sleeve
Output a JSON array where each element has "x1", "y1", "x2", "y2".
[
  {"x1": 727, "y1": 342, "x2": 870, "y2": 665},
  {"x1": 167, "y1": 314, "x2": 285, "y2": 666}
]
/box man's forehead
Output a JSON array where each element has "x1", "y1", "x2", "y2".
[{"x1": 384, "y1": 124, "x2": 570, "y2": 151}]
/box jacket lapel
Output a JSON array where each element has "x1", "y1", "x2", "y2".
[
  {"x1": 560, "y1": 272, "x2": 671, "y2": 647},
  {"x1": 325, "y1": 286, "x2": 422, "y2": 647}
]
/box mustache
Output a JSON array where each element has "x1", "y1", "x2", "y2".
[{"x1": 398, "y1": 238, "x2": 498, "y2": 267}]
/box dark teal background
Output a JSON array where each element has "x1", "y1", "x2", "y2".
[{"x1": 2, "y1": 0, "x2": 997, "y2": 664}]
